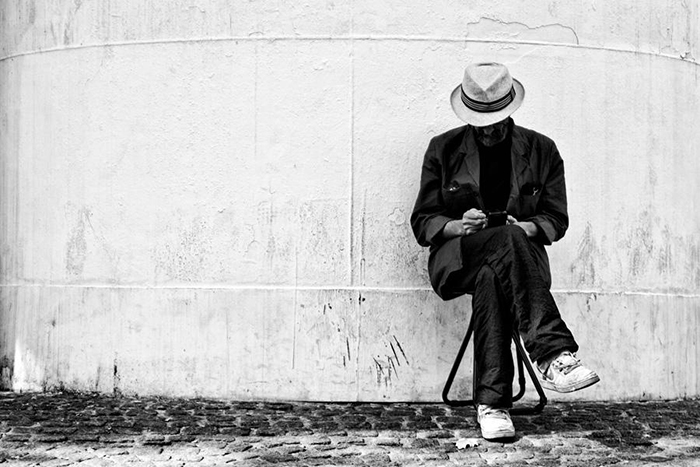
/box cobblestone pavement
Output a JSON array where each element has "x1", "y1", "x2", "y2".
[{"x1": 1, "y1": 392, "x2": 700, "y2": 466}]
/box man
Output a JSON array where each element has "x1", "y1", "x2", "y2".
[{"x1": 411, "y1": 62, "x2": 599, "y2": 440}]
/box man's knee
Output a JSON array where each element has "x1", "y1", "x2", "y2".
[{"x1": 475, "y1": 263, "x2": 497, "y2": 288}]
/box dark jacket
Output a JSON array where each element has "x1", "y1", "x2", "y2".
[{"x1": 411, "y1": 120, "x2": 569, "y2": 300}]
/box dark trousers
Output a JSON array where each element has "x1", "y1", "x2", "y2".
[{"x1": 447, "y1": 225, "x2": 578, "y2": 408}]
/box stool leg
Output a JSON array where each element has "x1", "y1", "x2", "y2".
[
  {"x1": 442, "y1": 317, "x2": 475, "y2": 407},
  {"x1": 442, "y1": 320, "x2": 548, "y2": 414},
  {"x1": 510, "y1": 333, "x2": 547, "y2": 415},
  {"x1": 513, "y1": 348, "x2": 527, "y2": 403}
]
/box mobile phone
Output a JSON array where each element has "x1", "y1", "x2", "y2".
[{"x1": 487, "y1": 211, "x2": 508, "y2": 228}]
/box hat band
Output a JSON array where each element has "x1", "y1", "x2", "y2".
[{"x1": 461, "y1": 85, "x2": 515, "y2": 113}]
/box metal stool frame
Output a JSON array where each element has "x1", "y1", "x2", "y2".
[{"x1": 442, "y1": 314, "x2": 547, "y2": 415}]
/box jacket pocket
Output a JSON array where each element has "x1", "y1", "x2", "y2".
[
  {"x1": 517, "y1": 182, "x2": 542, "y2": 218},
  {"x1": 517, "y1": 195, "x2": 537, "y2": 218},
  {"x1": 442, "y1": 181, "x2": 480, "y2": 216}
]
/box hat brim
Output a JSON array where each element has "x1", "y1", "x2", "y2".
[{"x1": 450, "y1": 78, "x2": 525, "y2": 127}]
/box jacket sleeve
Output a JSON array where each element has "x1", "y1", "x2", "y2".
[
  {"x1": 527, "y1": 141, "x2": 569, "y2": 245},
  {"x1": 411, "y1": 138, "x2": 453, "y2": 248}
]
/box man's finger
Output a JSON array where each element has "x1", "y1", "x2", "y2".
[
  {"x1": 462, "y1": 218, "x2": 485, "y2": 228},
  {"x1": 463, "y1": 209, "x2": 486, "y2": 220}
]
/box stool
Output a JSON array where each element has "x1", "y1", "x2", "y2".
[{"x1": 442, "y1": 313, "x2": 547, "y2": 415}]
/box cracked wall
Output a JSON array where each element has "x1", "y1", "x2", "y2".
[{"x1": 1, "y1": 1, "x2": 699, "y2": 400}]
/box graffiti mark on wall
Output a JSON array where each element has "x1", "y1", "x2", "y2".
[{"x1": 372, "y1": 336, "x2": 411, "y2": 387}]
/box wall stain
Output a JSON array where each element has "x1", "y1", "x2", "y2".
[
  {"x1": 388, "y1": 357, "x2": 398, "y2": 379},
  {"x1": 95, "y1": 365, "x2": 101, "y2": 392},
  {"x1": 688, "y1": 241, "x2": 700, "y2": 289},
  {"x1": 393, "y1": 335, "x2": 410, "y2": 365},
  {"x1": 370, "y1": 335, "x2": 411, "y2": 387},
  {"x1": 624, "y1": 208, "x2": 655, "y2": 280},
  {"x1": 65, "y1": 207, "x2": 90, "y2": 276},
  {"x1": 0, "y1": 356, "x2": 13, "y2": 391},
  {"x1": 113, "y1": 358, "x2": 121, "y2": 396},
  {"x1": 570, "y1": 222, "x2": 599, "y2": 287},
  {"x1": 388, "y1": 207, "x2": 406, "y2": 226},
  {"x1": 585, "y1": 293, "x2": 597, "y2": 314},
  {"x1": 154, "y1": 216, "x2": 213, "y2": 282},
  {"x1": 390, "y1": 341, "x2": 400, "y2": 366},
  {"x1": 373, "y1": 358, "x2": 384, "y2": 385},
  {"x1": 658, "y1": 226, "x2": 673, "y2": 275},
  {"x1": 373, "y1": 356, "x2": 397, "y2": 387},
  {"x1": 466, "y1": 17, "x2": 580, "y2": 45}
]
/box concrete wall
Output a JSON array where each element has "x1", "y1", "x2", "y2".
[{"x1": 1, "y1": 1, "x2": 699, "y2": 401}]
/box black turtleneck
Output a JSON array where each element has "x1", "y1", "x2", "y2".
[{"x1": 478, "y1": 136, "x2": 512, "y2": 212}]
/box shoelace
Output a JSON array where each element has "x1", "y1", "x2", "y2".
[
  {"x1": 480, "y1": 407, "x2": 510, "y2": 420},
  {"x1": 551, "y1": 352, "x2": 582, "y2": 375}
]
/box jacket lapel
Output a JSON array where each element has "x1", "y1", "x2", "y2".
[
  {"x1": 507, "y1": 125, "x2": 531, "y2": 212},
  {"x1": 461, "y1": 126, "x2": 480, "y2": 187}
]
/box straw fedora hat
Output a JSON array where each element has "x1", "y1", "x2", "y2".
[{"x1": 450, "y1": 62, "x2": 525, "y2": 127}]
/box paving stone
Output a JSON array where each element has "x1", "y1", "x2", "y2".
[
  {"x1": 410, "y1": 438, "x2": 439, "y2": 448},
  {"x1": 151, "y1": 461, "x2": 186, "y2": 467},
  {"x1": 355, "y1": 452, "x2": 393, "y2": 464},
  {"x1": 167, "y1": 446, "x2": 206, "y2": 462},
  {"x1": 259, "y1": 451, "x2": 298, "y2": 463},
  {"x1": 75, "y1": 458, "x2": 118, "y2": 467},
  {"x1": 2, "y1": 433, "x2": 32, "y2": 442},
  {"x1": 298, "y1": 450, "x2": 334, "y2": 460},
  {"x1": 218, "y1": 426, "x2": 252, "y2": 436},
  {"x1": 349, "y1": 429, "x2": 378, "y2": 438},
  {"x1": 409, "y1": 420, "x2": 439, "y2": 430},
  {"x1": 503, "y1": 449, "x2": 536, "y2": 462},
  {"x1": 39, "y1": 426, "x2": 78, "y2": 435},
  {"x1": 437, "y1": 440, "x2": 458, "y2": 453},
  {"x1": 551, "y1": 444, "x2": 583, "y2": 456},
  {"x1": 339, "y1": 436, "x2": 366, "y2": 446},
  {"x1": 416, "y1": 429, "x2": 455, "y2": 439},
  {"x1": 35, "y1": 459, "x2": 75, "y2": 467},
  {"x1": 449, "y1": 450, "x2": 488, "y2": 464},
  {"x1": 299, "y1": 435, "x2": 332, "y2": 445},
  {"x1": 223, "y1": 441, "x2": 254, "y2": 452},
  {"x1": 8, "y1": 426, "x2": 36, "y2": 434},
  {"x1": 372, "y1": 437, "x2": 401, "y2": 446},
  {"x1": 35, "y1": 434, "x2": 69, "y2": 443}
]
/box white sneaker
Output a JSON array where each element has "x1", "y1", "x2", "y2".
[
  {"x1": 477, "y1": 405, "x2": 515, "y2": 440},
  {"x1": 538, "y1": 351, "x2": 600, "y2": 393}
]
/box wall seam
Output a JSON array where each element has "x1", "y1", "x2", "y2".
[
  {"x1": 1, "y1": 284, "x2": 698, "y2": 298},
  {"x1": 350, "y1": 0, "x2": 362, "y2": 403},
  {"x1": 1, "y1": 36, "x2": 698, "y2": 66},
  {"x1": 348, "y1": 33, "x2": 355, "y2": 287}
]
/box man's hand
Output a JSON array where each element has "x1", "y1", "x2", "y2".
[
  {"x1": 462, "y1": 209, "x2": 486, "y2": 235},
  {"x1": 441, "y1": 208, "x2": 486, "y2": 239},
  {"x1": 443, "y1": 211, "x2": 538, "y2": 239},
  {"x1": 513, "y1": 219, "x2": 539, "y2": 238}
]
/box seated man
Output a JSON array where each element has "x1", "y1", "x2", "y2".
[{"x1": 410, "y1": 62, "x2": 599, "y2": 441}]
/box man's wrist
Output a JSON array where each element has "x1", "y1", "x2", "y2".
[
  {"x1": 442, "y1": 219, "x2": 464, "y2": 239},
  {"x1": 515, "y1": 221, "x2": 539, "y2": 238},
  {"x1": 527, "y1": 221, "x2": 542, "y2": 239},
  {"x1": 525, "y1": 221, "x2": 538, "y2": 237}
]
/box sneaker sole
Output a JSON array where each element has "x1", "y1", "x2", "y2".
[
  {"x1": 477, "y1": 417, "x2": 515, "y2": 440},
  {"x1": 480, "y1": 427, "x2": 516, "y2": 440},
  {"x1": 540, "y1": 374, "x2": 600, "y2": 393}
]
